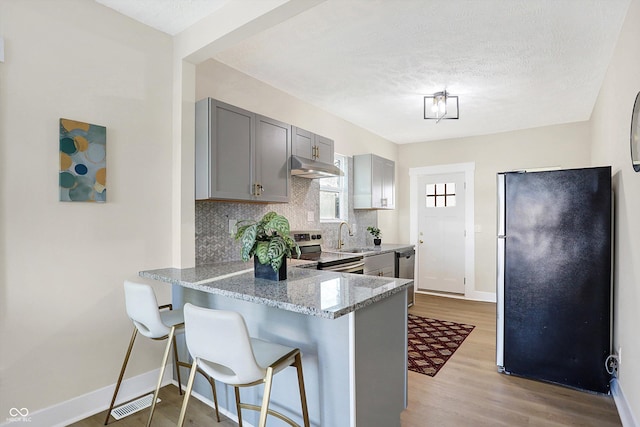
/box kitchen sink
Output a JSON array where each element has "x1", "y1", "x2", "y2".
[{"x1": 335, "y1": 247, "x2": 378, "y2": 254}]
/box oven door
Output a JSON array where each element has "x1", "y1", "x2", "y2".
[{"x1": 319, "y1": 259, "x2": 365, "y2": 274}]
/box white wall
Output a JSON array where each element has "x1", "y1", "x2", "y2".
[
  {"x1": 397, "y1": 122, "x2": 592, "y2": 293},
  {"x1": 195, "y1": 59, "x2": 400, "y2": 241},
  {"x1": 0, "y1": 0, "x2": 174, "y2": 417},
  {"x1": 590, "y1": 0, "x2": 640, "y2": 421}
]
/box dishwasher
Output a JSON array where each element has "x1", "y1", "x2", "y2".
[{"x1": 395, "y1": 249, "x2": 415, "y2": 307}]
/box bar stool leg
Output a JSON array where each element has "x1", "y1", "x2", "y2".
[
  {"x1": 177, "y1": 359, "x2": 198, "y2": 427},
  {"x1": 104, "y1": 328, "x2": 138, "y2": 425},
  {"x1": 146, "y1": 326, "x2": 177, "y2": 427},
  {"x1": 172, "y1": 334, "x2": 183, "y2": 395},
  {"x1": 294, "y1": 353, "x2": 310, "y2": 427},
  {"x1": 258, "y1": 367, "x2": 275, "y2": 427},
  {"x1": 235, "y1": 387, "x2": 243, "y2": 426},
  {"x1": 197, "y1": 369, "x2": 220, "y2": 422}
]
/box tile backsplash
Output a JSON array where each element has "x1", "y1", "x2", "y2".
[{"x1": 196, "y1": 158, "x2": 377, "y2": 265}]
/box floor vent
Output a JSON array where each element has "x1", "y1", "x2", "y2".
[{"x1": 111, "y1": 393, "x2": 160, "y2": 420}]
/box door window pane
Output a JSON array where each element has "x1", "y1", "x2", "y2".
[{"x1": 426, "y1": 182, "x2": 458, "y2": 208}]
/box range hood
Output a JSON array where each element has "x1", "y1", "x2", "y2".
[{"x1": 290, "y1": 155, "x2": 344, "y2": 179}]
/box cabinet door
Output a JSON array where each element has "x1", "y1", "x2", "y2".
[
  {"x1": 381, "y1": 265, "x2": 395, "y2": 277},
  {"x1": 371, "y1": 155, "x2": 395, "y2": 209},
  {"x1": 314, "y1": 134, "x2": 334, "y2": 164},
  {"x1": 292, "y1": 126, "x2": 314, "y2": 159},
  {"x1": 210, "y1": 100, "x2": 254, "y2": 200},
  {"x1": 381, "y1": 157, "x2": 395, "y2": 209},
  {"x1": 371, "y1": 155, "x2": 385, "y2": 208},
  {"x1": 353, "y1": 153, "x2": 395, "y2": 209},
  {"x1": 364, "y1": 253, "x2": 395, "y2": 276},
  {"x1": 255, "y1": 115, "x2": 291, "y2": 202}
]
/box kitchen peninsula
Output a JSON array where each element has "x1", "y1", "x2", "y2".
[{"x1": 140, "y1": 262, "x2": 412, "y2": 427}]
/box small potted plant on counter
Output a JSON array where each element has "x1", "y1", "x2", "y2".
[
  {"x1": 234, "y1": 211, "x2": 300, "y2": 281},
  {"x1": 367, "y1": 226, "x2": 382, "y2": 246}
]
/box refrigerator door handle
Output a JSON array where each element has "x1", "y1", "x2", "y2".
[{"x1": 497, "y1": 174, "x2": 506, "y2": 237}]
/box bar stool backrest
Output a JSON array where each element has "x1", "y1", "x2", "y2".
[
  {"x1": 184, "y1": 303, "x2": 265, "y2": 385},
  {"x1": 124, "y1": 280, "x2": 170, "y2": 339}
]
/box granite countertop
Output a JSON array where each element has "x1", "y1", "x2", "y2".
[{"x1": 140, "y1": 261, "x2": 413, "y2": 319}]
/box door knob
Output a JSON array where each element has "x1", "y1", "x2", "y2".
[{"x1": 419, "y1": 240, "x2": 424, "y2": 244}]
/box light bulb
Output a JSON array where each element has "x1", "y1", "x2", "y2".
[{"x1": 438, "y1": 98, "x2": 447, "y2": 114}]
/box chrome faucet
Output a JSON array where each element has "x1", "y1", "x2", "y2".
[{"x1": 337, "y1": 221, "x2": 353, "y2": 249}]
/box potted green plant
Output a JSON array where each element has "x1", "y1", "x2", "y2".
[
  {"x1": 234, "y1": 211, "x2": 300, "y2": 281},
  {"x1": 367, "y1": 226, "x2": 382, "y2": 246}
]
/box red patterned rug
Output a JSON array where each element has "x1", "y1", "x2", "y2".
[{"x1": 408, "y1": 314, "x2": 475, "y2": 377}]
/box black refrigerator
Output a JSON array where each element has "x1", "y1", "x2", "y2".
[{"x1": 496, "y1": 167, "x2": 612, "y2": 394}]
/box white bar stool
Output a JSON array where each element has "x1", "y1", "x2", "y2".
[
  {"x1": 178, "y1": 303, "x2": 310, "y2": 427},
  {"x1": 105, "y1": 281, "x2": 220, "y2": 426}
]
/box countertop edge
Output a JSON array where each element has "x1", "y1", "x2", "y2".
[{"x1": 140, "y1": 268, "x2": 412, "y2": 320}]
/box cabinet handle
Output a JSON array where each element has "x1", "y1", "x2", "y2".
[{"x1": 253, "y1": 183, "x2": 264, "y2": 196}]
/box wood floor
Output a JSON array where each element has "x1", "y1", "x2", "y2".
[
  {"x1": 402, "y1": 293, "x2": 620, "y2": 427},
  {"x1": 73, "y1": 293, "x2": 621, "y2": 427}
]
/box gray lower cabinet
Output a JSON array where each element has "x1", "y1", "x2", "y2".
[
  {"x1": 363, "y1": 252, "x2": 395, "y2": 277},
  {"x1": 292, "y1": 126, "x2": 334, "y2": 163},
  {"x1": 353, "y1": 153, "x2": 395, "y2": 209},
  {"x1": 195, "y1": 98, "x2": 291, "y2": 202}
]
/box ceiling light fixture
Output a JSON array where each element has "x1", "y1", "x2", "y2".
[{"x1": 424, "y1": 90, "x2": 459, "y2": 123}]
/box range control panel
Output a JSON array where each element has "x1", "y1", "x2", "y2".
[{"x1": 291, "y1": 230, "x2": 323, "y2": 246}]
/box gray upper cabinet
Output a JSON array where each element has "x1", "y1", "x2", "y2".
[
  {"x1": 255, "y1": 115, "x2": 291, "y2": 202},
  {"x1": 353, "y1": 153, "x2": 395, "y2": 209},
  {"x1": 195, "y1": 98, "x2": 290, "y2": 202},
  {"x1": 292, "y1": 126, "x2": 314, "y2": 159},
  {"x1": 292, "y1": 126, "x2": 334, "y2": 163},
  {"x1": 314, "y1": 134, "x2": 334, "y2": 164}
]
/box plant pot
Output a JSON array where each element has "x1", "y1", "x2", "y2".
[
  {"x1": 373, "y1": 238, "x2": 382, "y2": 246},
  {"x1": 254, "y1": 256, "x2": 287, "y2": 281}
]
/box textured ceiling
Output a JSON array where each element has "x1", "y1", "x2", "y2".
[
  {"x1": 95, "y1": 0, "x2": 231, "y2": 35},
  {"x1": 96, "y1": 0, "x2": 630, "y2": 144}
]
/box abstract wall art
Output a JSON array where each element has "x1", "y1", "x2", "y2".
[{"x1": 59, "y1": 118, "x2": 106, "y2": 202}]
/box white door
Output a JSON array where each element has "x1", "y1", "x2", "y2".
[{"x1": 417, "y1": 172, "x2": 466, "y2": 294}]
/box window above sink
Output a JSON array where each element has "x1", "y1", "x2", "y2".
[{"x1": 320, "y1": 153, "x2": 348, "y2": 222}]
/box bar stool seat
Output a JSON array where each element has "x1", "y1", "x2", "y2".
[
  {"x1": 178, "y1": 303, "x2": 310, "y2": 427},
  {"x1": 104, "y1": 281, "x2": 219, "y2": 426}
]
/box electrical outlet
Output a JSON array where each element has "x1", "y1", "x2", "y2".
[{"x1": 228, "y1": 219, "x2": 237, "y2": 235}]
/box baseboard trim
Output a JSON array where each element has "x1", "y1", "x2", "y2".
[
  {"x1": 611, "y1": 378, "x2": 639, "y2": 427},
  {"x1": 416, "y1": 290, "x2": 496, "y2": 303},
  {"x1": 467, "y1": 290, "x2": 496, "y2": 303},
  {"x1": 0, "y1": 365, "x2": 174, "y2": 427}
]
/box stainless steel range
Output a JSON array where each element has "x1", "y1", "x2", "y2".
[{"x1": 292, "y1": 230, "x2": 365, "y2": 273}]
